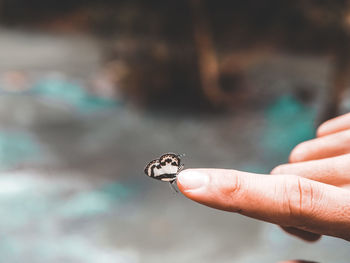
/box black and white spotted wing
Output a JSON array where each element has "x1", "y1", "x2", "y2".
[{"x1": 144, "y1": 153, "x2": 183, "y2": 182}]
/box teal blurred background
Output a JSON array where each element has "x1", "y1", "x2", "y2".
[{"x1": 0, "y1": 1, "x2": 349, "y2": 262}]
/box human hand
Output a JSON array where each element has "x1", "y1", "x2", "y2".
[
  {"x1": 177, "y1": 113, "x2": 350, "y2": 242},
  {"x1": 270, "y1": 112, "x2": 350, "y2": 241}
]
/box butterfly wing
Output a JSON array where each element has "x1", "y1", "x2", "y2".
[
  {"x1": 144, "y1": 159, "x2": 161, "y2": 177},
  {"x1": 159, "y1": 153, "x2": 180, "y2": 176},
  {"x1": 144, "y1": 153, "x2": 181, "y2": 182}
]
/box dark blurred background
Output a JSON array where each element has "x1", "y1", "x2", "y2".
[{"x1": 0, "y1": 1, "x2": 349, "y2": 262}]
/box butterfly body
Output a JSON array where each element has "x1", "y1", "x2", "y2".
[{"x1": 144, "y1": 153, "x2": 184, "y2": 191}]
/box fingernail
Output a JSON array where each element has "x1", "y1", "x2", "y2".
[{"x1": 177, "y1": 169, "x2": 209, "y2": 191}]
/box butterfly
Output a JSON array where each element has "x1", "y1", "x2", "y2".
[{"x1": 144, "y1": 153, "x2": 184, "y2": 192}]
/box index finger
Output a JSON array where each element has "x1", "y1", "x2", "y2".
[{"x1": 177, "y1": 169, "x2": 350, "y2": 241}]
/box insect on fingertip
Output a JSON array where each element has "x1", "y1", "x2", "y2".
[{"x1": 144, "y1": 152, "x2": 185, "y2": 193}]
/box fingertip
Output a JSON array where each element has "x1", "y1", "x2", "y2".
[
  {"x1": 316, "y1": 122, "x2": 328, "y2": 137},
  {"x1": 176, "y1": 169, "x2": 209, "y2": 195},
  {"x1": 270, "y1": 165, "x2": 285, "y2": 175},
  {"x1": 176, "y1": 169, "x2": 189, "y2": 194},
  {"x1": 316, "y1": 112, "x2": 350, "y2": 137},
  {"x1": 281, "y1": 226, "x2": 322, "y2": 242},
  {"x1": 176, "y1": 168, "x2": 245, "y2": 212},
  {"x1": 278, "y1": 260, "x2": 319, "y2": 263},
  {"x1": 289, "y1": 144, "x2": 306, "y2": 163}
]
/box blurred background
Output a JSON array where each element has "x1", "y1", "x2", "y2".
[{"x1": 0, "y1": 0, "x2": 349, "y2": 262}]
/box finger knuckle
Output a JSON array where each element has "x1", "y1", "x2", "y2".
[
  {"x1": 220, "y1": 174, "x2": 243, "y2": 212},
  {"x1": 283, "y1": 176, "x2": 317, "y2": 224},
  {"x1": 224, "y1": 174, "x2": 242, "y2": 198}
]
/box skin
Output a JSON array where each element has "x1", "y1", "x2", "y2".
[{"x1": 177, "y1": 112, "x2": 350, "y2": 242}]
